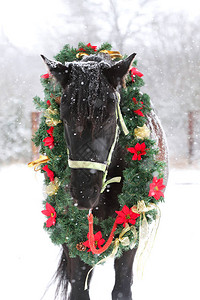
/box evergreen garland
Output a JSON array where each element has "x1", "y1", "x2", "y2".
[{"x1": 32, "y1": 42, "x2": 166, "y2": 266}]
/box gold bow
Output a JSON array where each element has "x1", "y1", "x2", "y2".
[
  {"x1": 76, "y1": 50, "x2": 123, "y2": 60},
  {"x1": 131, "y1": 200, "x2": 161, "y2": 279},
  {"x1": 111, "y1": 224, "x2": 138, "y2": 257},
  {"x1": 44, "y1": 107, "x2": 62, "y2": 126},
  {"x1": 28, "y1": 155, "x2": 50, "y2": 171}
]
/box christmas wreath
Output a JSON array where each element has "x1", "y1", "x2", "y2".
[{"x1": 30, "y1": 42, "x2": 166, "y2": 267}]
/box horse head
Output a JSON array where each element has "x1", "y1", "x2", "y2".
[{"x1": 41, "y1": 52, "x2": 136, "y2": 209}]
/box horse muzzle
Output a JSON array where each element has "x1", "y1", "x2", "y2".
[
  {"x1": 69, "y1": 169, "x2": 102, "y2": 209},
  {"x1": 70, "y1": 184, "x2": 101, "y2": 209}
]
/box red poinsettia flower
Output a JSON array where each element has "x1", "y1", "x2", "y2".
[
  {"x1": 43, "y1": 136, "x2": 54, "y2": 149},
  {"x1": 127, "y1": 142, "x2": 147, "y2": 160},
  {"x1": 41, "y1": 73, "x2": 50, "y2": 79},
  {"x1": 86, "y1": 43, "x2": 97, "y2": 51},
  {"x1": 83, "y1": 231, "x2": 105, "y2": 253},
  {"x1": 46, "y1": 100, "x2": 51, "y2": 106},
  {"x1": 134, "y1": 107, "x2": 144, "y2": 117},
  {"x1": 132, "y1": 98, "x2": 144, "y2": 116},
  {"x1": 42, "y1": 165, "x2": 54, "y2": 182},
  {"x1": 115, "y1": 205, "x2": 140, "y2": 228},
  {"x1": 41, "y1": 202, "x2": 57, "y2": 227},
  {"x1": 43, "y1": 126, "x2": 54, "y2": 149},
  {"x1": 130, "y1": 67, "x2": 143, "y2": 82},
  {"x1": 148, "y1": 177, "x2": 166, "y2": 200}
]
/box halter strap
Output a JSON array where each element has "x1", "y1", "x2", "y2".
[
  {"x1": 116, "y1": 91, "x2": 129, "y2": 136},
  {"x1": 68, "y1": 159, "x2": 107, "y2": 172},
  {"x1": 67, "y1": 92, "x2": 128, "y2": 192}
]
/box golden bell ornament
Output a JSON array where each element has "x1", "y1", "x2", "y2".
[{"x1": 46, "y1": 177, "x2": 60, "y2": 195}]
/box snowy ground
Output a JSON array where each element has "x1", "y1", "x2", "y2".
[{"x1": 1, "y1": 164, "x2": 200, "y2": 300}]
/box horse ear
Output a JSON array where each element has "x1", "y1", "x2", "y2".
[
  {"x1": 41, "y1": 55, "x2": 71, "y2": 89},
  {"x1": 103, "y1": 53, "x2": 136, "y2": 88}
]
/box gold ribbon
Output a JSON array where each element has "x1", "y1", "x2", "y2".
[
  {"x1": 134, "y1": 124, "x2": 150, "y2": 140},
  {"x1": 99, "y1": 50, "x2": 123, "y2": 59},
  {"x1": 44, "y1": 107, "x2": 62, "y2": 126},
  {"x1": 101, "y1": 176, "x2": 121, "y2": 193},
  {"x1": 28, "y1": 155, "x2": 50, "y2": 171},
  {"x1": 68, "y1": 159, "x2": 107, "y2": 172},
  {"x1": 111, "y1": 224, "x2": 138, "y2": 256},
  {"x1": 116, "y1": 91, "x2": 129, "y2": 135},
  {"x1": 131, "y1": 200, "x2": 161, "y2": 279},
  {"x1": 76, "y1": 50, "x2": 123, "y2": 60},
  {"x1": 76, "y1": 52, "x2": 90, "y2": 59},
  {"x1": 84, "y1": 223, "x2": 137, "y2": 290}
]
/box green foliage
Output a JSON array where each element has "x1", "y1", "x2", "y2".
[
  {"x1": 97, "y1": 42, "x2": 112, "y2": 52},
  {"x1": 33, "y1": 96, "x2": 46, "y2": 110},
  {"x1": 32, "y1": 42, "x2": 166, "y2": 266},
  {"x1": 54, "y1": 44, "x2": 78, "y2": 63}
]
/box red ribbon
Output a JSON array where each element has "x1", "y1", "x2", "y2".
[{"x1": 88, "y1": 213, "x2": 118, "y2": 254}]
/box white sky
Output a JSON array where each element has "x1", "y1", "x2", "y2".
[
  {"x1": 0, "y1": 0, "x2": 67, "y2": 50},
  {"x1": 0, "y1": 0, "x2": 199, "y2": 51}
]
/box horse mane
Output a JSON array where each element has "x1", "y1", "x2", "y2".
[{"x1": 60, "y1": 54, "x2": 116, "y2": 131}]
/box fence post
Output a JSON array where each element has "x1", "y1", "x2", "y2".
[
  {"x1": 188, "y1": 111, "x2": 194, "y2": 164},
  {"x1": 31, "y1": 112, "x2": 40, "y2": 160}
]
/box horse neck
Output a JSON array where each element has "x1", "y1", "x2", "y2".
[
  {"x1": 108, "y1": 143, "x2": 126, "y2": 176},
  {"x1": 94, "y1": 144, "x2": 126, "y2": 220}
]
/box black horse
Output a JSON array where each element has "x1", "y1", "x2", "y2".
[{"x1": 42, "y1": 53, "x2": 168, "y2": 300}]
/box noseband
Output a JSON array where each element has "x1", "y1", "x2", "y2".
[{"x1": 67, "y1": 92, "x2": 129, "y2": 193}]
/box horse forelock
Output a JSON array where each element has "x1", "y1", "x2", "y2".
[{"x1": 61, "y1": 54, "x2": 115, "y2": 130}]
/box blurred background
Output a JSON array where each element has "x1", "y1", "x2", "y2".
[
  {"x1": 0, "y1": 0, "x2": 199, "y2": 166},
  {"x1": 0, "y1": 1, "x2": 200, "y2": 300}
]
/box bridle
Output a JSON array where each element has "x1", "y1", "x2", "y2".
[{"x1": 67, "y1": 92, "x2": 129, "y2": 193}]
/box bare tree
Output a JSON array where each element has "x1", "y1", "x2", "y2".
[{"x1": 101, "y1": 0, "x2": 157, "y2": 52}]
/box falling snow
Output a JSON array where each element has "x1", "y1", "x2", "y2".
[{"x1": 0, "y1": 164, "x2": 200, "y2": 300}]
